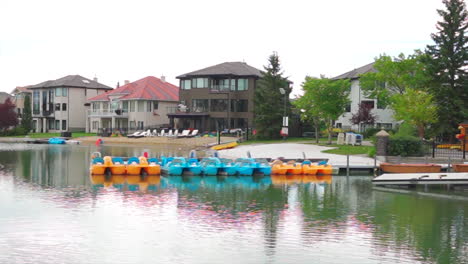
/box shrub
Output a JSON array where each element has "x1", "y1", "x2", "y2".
[
  {"x1": 363, "y1": 127, "x2": 381, "y2": 138},
  {"x1": 367, "y1": 147, "x2": 376, "y2": 158},
  {"x1": 0, "y1": 126, "x2": 27, "y2": 137},
  {"x1": 388, "y1": 135, "x2": 424, "y2": 157},
  {"x1": 395, "y1": 122, "x2": 417, "y2": 137}
]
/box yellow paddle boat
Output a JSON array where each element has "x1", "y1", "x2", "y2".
[
  {"x1": 270, "y1": 160, "x2": 303, "y2": 175},
  {"x1": 126, "y1": 156, "x2": 161, "y2": 175}
]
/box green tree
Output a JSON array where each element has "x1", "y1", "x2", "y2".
[
  {"x1": 391, "y1": 89, "x2": 437, "y2": 138},
  {"x1": 293, "y1": 94, "x2": 323, "y2": 143},
  {"x1": 298, "y1": 76, "x2": 350, "y2": 144},
  {"x1": 359, "y1": 52, "x2": 430, "y2": 107},
  {"x1": 424, "y1": 0, "x2": 468, "y2": 137},
  {"x1": 254, "y1": 53, "x2": 290, "y2": 139},
  {"x1": 21, "y1": 94, "x2": 32, "y2": 133}
]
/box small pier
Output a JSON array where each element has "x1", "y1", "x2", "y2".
[{"x1": 372, "y1": 172, "x2": 468, "y2": 186}]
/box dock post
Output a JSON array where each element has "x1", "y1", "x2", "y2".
[
  {"x1": 346, "y1": 154, "x2": 350, "y2": 176},
  {"x1": 373, "y1": 155, "x2": 377, "y2": 177},
  {"x1": 448, "y1": 156, "x2": 451, "y2": 172}
]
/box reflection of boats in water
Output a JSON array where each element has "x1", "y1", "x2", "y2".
[
  {"x1": 161, "y1": 175, "x2": 272, "y2": 190},
  {"x1": 271, "y1": 175, "x2": 332, "y2": 185},
  {"x1": 90, "y1": 174, "x2": 161, "y2": 192}
]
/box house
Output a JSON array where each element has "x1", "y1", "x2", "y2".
[
  {"x1": 333, "y1": 62, "x2": 398, "y2": 132},
  {"x1": 86, "y1": 76, "x2": 179, "y2": 133},
  {"x1": 28, "y1": 75, "x2": 112, "y2": 132},
  {"x1": 11, "y1": 86, "x2": 32, "y2": 120},
  {"x1": 0, "y1": 92, "x2": 13, "y2": 104},
  {"x1": 171, "y1": 61, "x2": 262, "y2": 132}
]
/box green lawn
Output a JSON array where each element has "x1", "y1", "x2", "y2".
[
  {"x1": 14, "y1": 132, "x2": 97, "y2": 139},
  {"x1": 239, "y1": 137, "x2": 317, "y2": 145},
  {"x1": 319, "y1": 144, "x2": 375, "y2": 156}
]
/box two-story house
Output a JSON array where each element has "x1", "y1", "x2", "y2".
[
  {"x1": 86, "y1": 76, "x2": 179, "y2": 133},
  {"x1": 28, "y1": 75, "x2": 112, "y2": 132},
  {"x1": 171, "y1": 62, "x2": 262, "y2": 132},
  {"x1": 333, "y1": 62, "x2": 398, "y2": 131}
]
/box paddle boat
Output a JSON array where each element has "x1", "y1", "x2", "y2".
[
  {"x1": 218, "y1": 158, "x2": 238, "y2": 176},
  {"x1": 301, "y1": 160, "x2": 319, "y2": 175},
  {"x1": 90, "y1": 153, "x2": 126, "y2": 175},
  {"x1": 316, "y1": 161, "x2": 333, "y2": 175},
  {"x1": 270, "y1": 160, "x2": 302, "y2": 175},
  {"x1": 250, "y1": 158, "x2": 272, "y2": 176},
  {"x1": 48, "y1": 137, "x2": 66, "y2": 144},
  {"x1": 187, "y1": 158, "x2": 203, "y2": 175},
  {"x1": 200, "y1": 157, "x2": 221, "y2": 176},
  {"x1": 126, "y1": 156, "x2": 161, "y2": 175},
  {"x1": 234, "y1": 158, "x2": 255, "y2": 176},
  {"x1": 453, "y1": 163, "x2": 468, "y2": 172},
  {"x1": 161, "y1": 157, "x2": 193, "y2": 176}
]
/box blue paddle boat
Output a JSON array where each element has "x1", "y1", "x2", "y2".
[
  {"x1": 218, "y1": 158, "x2": 238, "y2": 176},
  {"x1": 48, "y1": 137, "x2": 66, "y2": 144},
  {"x1": 234, "y1": 158, "x2": 255, "y2": 176},
  {"x1": 200, "y1": 158, "x2": 221, "y2": 176}
]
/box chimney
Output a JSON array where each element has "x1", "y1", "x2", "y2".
[
  {"x1": 161, "y1": 75, "x2": 166, "y2": 82},
  {"x1": 124, "y1": 80, "x2": 130, "y2": 85}
]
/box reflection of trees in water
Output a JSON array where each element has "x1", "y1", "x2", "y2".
[
  {"x1": 359, "y1": 191, "x2": 468, "y2": 264},
  {"x1": 172, "y1": 175, "x2": 288, "y2": 257}
]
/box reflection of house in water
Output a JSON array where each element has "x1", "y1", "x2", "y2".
[{"x1": 18, "y1": 145, "x2": 91, "y2": 187}]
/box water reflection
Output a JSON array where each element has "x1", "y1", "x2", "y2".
[{"x1": 0, "y1": 144, "x2": 467, "y2": 264}]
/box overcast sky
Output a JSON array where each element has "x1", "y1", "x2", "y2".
[{"x1": 0, "y1": 0, "x2": 444, "y2": 96}]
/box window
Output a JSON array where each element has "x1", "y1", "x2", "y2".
[
  {"x1": 192, "y1": 99, "x2": 208, "y2": 112},
  {"x1": 335, "y1": 123, "x2": 342, "y2": 128},
  {"x1": 62, "y1": 88, "x2": 68, "y2": 97},
  {"x1": 181, "y1": 80, "x2": 191, "y2": 90},
  {"x1": 62, "y1": 120, "x2": 67, "y2": 130},
  {"x1": 130, "y1": 101, "x2": 135, "y2": 112},
  {"x1": 230, "y1": 79, "x2": 236, "y2": 91},
  {"x1": 376, "y1": 123, "x2": 392, "y2": 129},
  {"x1": 92, "y1": 102, "x2": 99, "y2": 112},
  {"x1": 147, "y1": 101, "x2": 152, "y2": 112},
  {"x1": 33, "y1": 91, "x2": 40, "y2": 114},
  {"x1": 55, "y1": 120, "x2": 60, "y2": 130},
  {"x1": 92, "y1": 121, "x2": 99, "y2": 130},
  {"x1": 153, "y1": 101, "x2": 158, "y2": 110},
  {"x1": 345, "y1": 103, "x2": 351, "y2": 112},
  {"x1": 361, "y1": 100, "x2": 375, "y2": 109},
  {"x1": 237, "y1": 79, "x2": 248, "y2": 91},
  {"x1": 193, "y1": 78, "x2": 208, "y2": 88},
  {"x1": 55, "y1": 88, "x2": 62, "y2": 97},
  {"x1": 237, "y1": 118, "x2": 247, "y2": 128},
  {"x1": 111, "y1": 100, "x2": 119, "y2": 111},
  {"x1": 122, "y1": 101, "x2": 128, "y2": 112},
  {"x1": 62, "y1": 103, "x2": 67, "y2": 111},
  {"x1": 137, "y1": 121, "x2": 144, "y2": 130},
  {"x1": 48, "y1": 119, "x2": 54, "y2": 130},
  {"x1": 210, "y1": 99, "x2": 228, "y2": 112},
  {"x1": 48, "y1": 90, "x2": 54, "y2": 104},
  {"x1": 137, "y1": 101, "x2": 145, "y2": 112},
  {"x1": 231, "y1": 99, "x2": 248, "y2": 112},
  {"x1": 211, "y1": 79, "x2": 230, "y2": 91},
  {"x1": 130, "y1": 121, "x2": 136, "y2": 129},
  {"x1": 102, "y1": 102, "x2": 109, "y2": 111},
  {"x1": 376, "y1": 100, "x2": 385, "y2": 109},
  {"x1": 42, "y1": 91, "x2": 47, "y2": 111}
]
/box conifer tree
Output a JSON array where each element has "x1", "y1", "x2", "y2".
[
  {"x1": 254, "y1": 53, "x2": 290, "y2": 139},
  {"x1": 425, "y1": 0, "x2": 468, "y2": 136},
  {"x1": 21, "y1": 94, "x2": 32, "y2": 133}
]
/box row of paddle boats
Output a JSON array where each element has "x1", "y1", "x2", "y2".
[{"x1": 90, "y1": 153, "x2": 333, "y2": 176}]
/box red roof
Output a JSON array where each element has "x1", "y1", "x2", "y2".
[{"x1": 88, "y1": 76, "x2": 179, "y2": 102}]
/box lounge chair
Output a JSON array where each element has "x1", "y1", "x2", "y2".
[
  {"x1": 159, "y1": 129, "x2": 166, "y2": 137},
  {"x1": 173, "y1": 130, "x2": 179, "y2": 137},
  {"x1": 167, "y1": 130, "x2": 173, "y2": 137},
  {"x1": 186, "y1": 129, "x2": 199, "y2": 138},
  {"x1": 178, "y1": 130, "x2": 190, "y2": 138},
  {"x1": 127, "y1": 131, "x2": 143, "y2": 138},
  {"x1": 144, "y1": 129, "x2": 152, "y2": 137},
  {"x1": 152, "y1": 129, "x2": 158, "y2": 137}
]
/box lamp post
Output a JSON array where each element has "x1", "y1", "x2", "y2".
[{"x1": 279, "y1": 88, "x2": 288, "y2": 140}]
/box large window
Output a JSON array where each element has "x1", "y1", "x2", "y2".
[
  {"x1": 137, "y1": 121, "x2": 144, "y2": 130},
  {"x1": 181, "y1": 80, "x2": 192, "y2": 90},
  {"x1": 102, "y1": 102, "x2": 109, "y2": 111},
  {"x1": 192, "y1": 99, "x2": 209, "y2": 112},
  {"x1": 231, "y1": 99, "x2": 248, "y2": 112},
  {"x1": 137, "y1": 101, "x2": 145, "y2": 112},
  {"x1": 210, "y1": 99, "x2": 228, "y2": 112},
  {"x1": 48, "y1": 90, "x2": 54, "y2": 104},
  {"x1": 130, "y1": 101, "x2": 135, "y2": 112},
  {"x1": 147, "y1": 101, "x2": 152, "y2": 112},
  {"x1": 122, "y1": 101, "x2": 128, "y2": 112},
  {"x1": 238, "y1": 79, "x2": 248, "y2": 91},
  {"x1": 48, "y1": 119, "x2": 54, "y2": 130},
  {"x1": 193, "y1": 78, "x2": 209, "y2": 88},
  {"x1": 55, "y1": 87, "x2": 62, "y2": 97},
  {"x1": 55, "y1": 120, "x2": 60, "y2": 130},
  {"x1": 153, "y1": 101, "x2": 158, "y2": 110},
  {"x1": 211, "y1": 79, "x2": 230, "y2": 91},
  {"x1": 361, "y1": 100, "x2": 375, "y2": 109},
  {"x1": 62, "y1": 88, "x2": 68, "y2": 97},
  {"x1": 33, "y1": 91, "x2": 40, "y2": 114},
  {"x1": 62, "y1": 120, "x2": 67, "y2": 130},
  {"x1": 62, "y1": 103, "x2": 67, "y2": 111},
  {"x1": 92, "y1": 102, "x2": 99, "y2": 112}
]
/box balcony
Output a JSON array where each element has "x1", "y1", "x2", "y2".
[{"x1": 88, "y1": 109, "x2": 129, "y2": 117}]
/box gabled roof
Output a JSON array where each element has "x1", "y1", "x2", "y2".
[
  {"x1": 332, "y1": 62, "x2": 376, "y2": 80},
  {"x1": 28, "y1": 75, "x2": 112, "y2": 90},
  {"x1": 177, "y1": 62, "x2": 262, "y2": 79},
  {"x1": 88, "y1": 76, "x2": 179, "y2": 102},
  {"x1": 11, "y1": 86, "x2": 32, "y2": 94}
]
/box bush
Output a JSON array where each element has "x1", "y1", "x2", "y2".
[
  {"x1": 367, "y1": 147, "x2": 376, "y2": 158},
  {"x1": 395, "y1": 122, "x2": 417, "y2": 137},
  {"x1": 363, "y1": 127, "x2": 381, "y2": 138},
  {"x1": 0, "y1": 126, "x2": 27, "y2": 137},
  {"x1": 388, "y1": 135, "x2": 424, "y2": 157}
]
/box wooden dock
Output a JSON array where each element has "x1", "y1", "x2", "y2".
[{"x1": 372, "y1": 172, "x2": 468, "y2": 185}]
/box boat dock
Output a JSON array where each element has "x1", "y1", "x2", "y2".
[{"x1": 372, "y1": 172, "x2": 468, "y2": 186}]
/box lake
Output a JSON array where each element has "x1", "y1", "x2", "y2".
[{"x1": 0, "y1": 143, "x2": 467, "y2": 264}]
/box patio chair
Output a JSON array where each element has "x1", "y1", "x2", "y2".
[
  {"x1": 186, "y1": 129, "x2": 199, "y2": 138},
  {"x1": 177, "y1": 130, "x2": 190, "y2": 138}
]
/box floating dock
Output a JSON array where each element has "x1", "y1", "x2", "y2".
[{"x1": 372, "y1": 172, "x2": 468, "y2": 185}]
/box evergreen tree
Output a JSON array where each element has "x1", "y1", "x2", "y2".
[
  {"x1": 21, "y1": 94, "x2": 32, "y2": 133},
  {"x1": 425, "y1": 0, "x2": 468, "y2": 137},
  {"x1": 254, "y1": 53, "x2": 290, "y2": 139}
]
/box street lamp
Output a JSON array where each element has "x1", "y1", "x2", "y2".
[{"x1": 279, "y1": 88, "x2": 287, "y2": 140}]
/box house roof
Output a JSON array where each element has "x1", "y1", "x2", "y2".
[
  {"x1": 88, "y1": 76, "x2": 179, "y2": 102},
  {"x1": 177, "y1": 62, "x2": 263, "y2": 78},
  {"x1": 28, "y1": 75, "x2": 112, "y2": 90},
  {"x1": 11, "y1": 86, "x2": 32, "y2": 94},
  {"x1": 332, "y1": 62, "x2": 376, "y2": 80}
]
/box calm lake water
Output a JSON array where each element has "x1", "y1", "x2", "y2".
[{"x1": 0, "y1": 143, "x2": 467, "y2": 264}]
